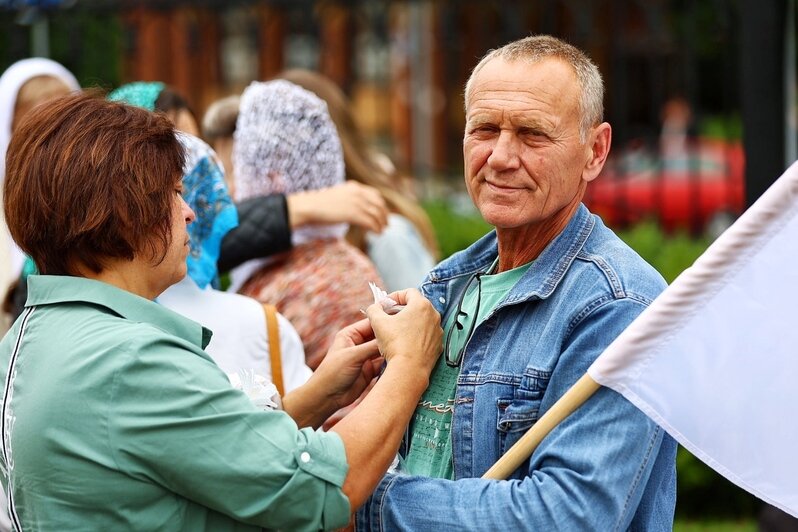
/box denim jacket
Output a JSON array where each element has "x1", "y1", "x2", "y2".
[{"x1": 357, "y1": 204, "x2": 677, "y2": 531}]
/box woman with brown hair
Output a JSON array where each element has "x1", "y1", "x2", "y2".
[
  {"x1": 0, "y1": 92, "x2": 441, "y2": 530},
  {"x1": 278, "y1": 69, "x2": 440, "y2": 291}
]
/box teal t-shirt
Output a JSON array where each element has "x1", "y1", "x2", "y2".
[{"x1": 404, "y1": 259, "x2": 532, "y2": 478}]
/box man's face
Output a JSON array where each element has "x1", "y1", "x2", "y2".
[{"x1": 463, "y1": 57, "x2": 595, "y2": 233}]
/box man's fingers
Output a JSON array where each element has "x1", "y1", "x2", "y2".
[
  {"x1": 363, "y1": 302, "x2": 387, "y2": 325},
  {"x1": 384, "y1": 288, "x2": 422, "y2": 306}
]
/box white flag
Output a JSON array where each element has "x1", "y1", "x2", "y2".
[{"x1": 588, "y1": 160, "x2": 798, "y2": 518}]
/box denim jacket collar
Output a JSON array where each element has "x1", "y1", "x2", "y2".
[{"x1": 427, "y1": 204, "x2": 595, "y2": 304}]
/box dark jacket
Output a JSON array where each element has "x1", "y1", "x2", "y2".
[{"x1": 218, "y1": 194, "x2": 292, "y2": 273}]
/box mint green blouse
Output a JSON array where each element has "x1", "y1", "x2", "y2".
[{"x1": 0, "y1": 275, "x2": 350, "y2": 531}]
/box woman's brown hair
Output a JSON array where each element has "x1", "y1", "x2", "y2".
[
  {"x1": 277, "y1": 69, "x2": 439, "y2": 259},
  {"x1": 4, "y1": 91, "x2": 185, "y2": 276}
]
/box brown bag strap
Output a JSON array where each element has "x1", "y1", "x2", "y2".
[{"x1": 262, "y1": 304, "x2": 284, "y2": 397}]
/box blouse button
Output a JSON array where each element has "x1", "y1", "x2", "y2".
[{"x1": 300, "y1": 452, "x2": 311, "y2": 463}]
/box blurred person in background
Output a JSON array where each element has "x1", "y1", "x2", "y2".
[
  {"x1": 202, "y1": 93, "x2": 390, "y2": 275},
  {"x1": 231, "y1": 80, "x2": 384, "y2": 369},
  {"x1": 0, "y1": 58, "x2": 80, "y2": 331},
  {"x1": 109, "y1": 81, "x2": 201, "y2": 137},
  {"x1": 156, "y1": 132, "x2": 312, "y2": 393},
  {"x1": 1, "y1": 91, "x2": 442, "y2": 530},
  {"x1": 202, "y1": 95, "x2": 240, "y2": 193},
  {"x1": 659, "y1": 95, "x2": 695, "y2": 172},
  {"x1": 278, "y1": 69, "x2": 439, "y2": 292}
]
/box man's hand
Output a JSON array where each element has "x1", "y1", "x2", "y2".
[{"x1": 365, "y1": 288, "x2": 443, "y2": 376}]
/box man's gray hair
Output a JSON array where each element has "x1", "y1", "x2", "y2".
[{"x1": 464, "y1": 35, "x2": 604, "y2": 143}]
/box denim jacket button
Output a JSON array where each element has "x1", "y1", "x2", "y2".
[{"x1": 439, "y1": 296, "x2": 446, "y2": 304}]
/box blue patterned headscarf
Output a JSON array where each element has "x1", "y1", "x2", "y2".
[
  {"x1": 107, "y1": 85, "x2": 236, "y2": 288},
  {"x1": 108, "y1": 81, "x2": 164, "y2": 111},
  {"x1": 177, "y1": 133, "x2": 239, "y2": 289}
]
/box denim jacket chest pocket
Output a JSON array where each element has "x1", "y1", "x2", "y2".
[{"x1": 496, "y1": 370, "x2": 551, "y2": 457}]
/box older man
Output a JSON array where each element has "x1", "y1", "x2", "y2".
[{"x1": 356, "y1": 35, "x2": 677, "y2": 530}]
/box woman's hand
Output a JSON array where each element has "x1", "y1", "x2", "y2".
[
  {"x1": 287, "y1": 181, "x2": 389, "y2": 233},
  {"x1": 282, "y1": 318, "x2": 383, "y2": 428},
  {"x1": 314, "y1": 319, "x2": 384, "y2": 410}
]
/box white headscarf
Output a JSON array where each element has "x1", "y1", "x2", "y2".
[
  {"x1": 0, "y1": 58, "x2": 80, "y2": 294},
  {"x1": 233, "y1": 80, "x2": 347, "y2": 246},
  {"x1": 228, "y1": 80, "x2": 349, "y2": 292},
  {"x1": 0, "y1": 58, "x2": 80, "y2": 181}
]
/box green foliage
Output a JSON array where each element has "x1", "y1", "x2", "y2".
[
  {"x1": 423, "y1": 199, "x2": 492, "y2": 259},
  {"x1": 615, "y1": 220, "x2": 710, "y2": 283},
  {"x1": 673, "y1": 519, "x2": 756, "y2": 532},
  {"x1": 676, "y1": 448, "x2": 761, "y2": 518},
  {"x1": 698, "y1": 113, "x2": 743, "y2": 142},
  {"x1": 0, "y1": 9, "x2": 121, "y2": 89},
  {"x1": 425, "y1": 202, "x2": 762, "y2": 519},
  {"x1": 48, "y1": 10, "x2": 122, "y2": 89}
]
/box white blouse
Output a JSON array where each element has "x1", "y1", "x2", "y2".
[{"x1": 158, "y1": 277, "x2": 312, "y2": 393}]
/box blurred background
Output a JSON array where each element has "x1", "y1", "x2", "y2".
[{"x1": 2, "y1": 0, "x2": 796, "y2": 529}]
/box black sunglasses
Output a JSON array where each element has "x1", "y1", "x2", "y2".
[{"x1": 444, "y1": 271, "x2": 483, "y2": 367}]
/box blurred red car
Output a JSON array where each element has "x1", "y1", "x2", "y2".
[{"x1": 584, "y1": 139, "x2": 745, "y2": 236}]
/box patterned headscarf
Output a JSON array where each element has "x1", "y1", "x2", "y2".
[
  {"x1": 177, "y1": 133, "x2": 239, "y2": 289},
  {"x1": 108, "y1": 81, "x2": 164, "y2": 111},
  {"x1": 233, "y1": 80, "x2": 347, "y2": 244},
  {"x1": 108, "y1": 84, "x2": 235, "y2": 287}
]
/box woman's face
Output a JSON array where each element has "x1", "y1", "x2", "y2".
[
  {"x1": 150, "y1": 178, "x2": 196, "y2": 294},
  {"x1": 11, "y1": 76, "x2": 72, "y2": 133}
]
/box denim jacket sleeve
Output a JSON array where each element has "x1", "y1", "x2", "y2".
[{"x1": 356, "y1": 296, "x2": 677, "y2": 531}]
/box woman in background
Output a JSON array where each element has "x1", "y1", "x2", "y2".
[
  {"x1": 109, "y1": 80, "x2": 201, "y2": 136},
  {"x1": 279, "y1": 69, "x2": 439, "y2": 291},
  {"x1": 157, "y1": 132, "x2": 312, "y2": 393},
  {"x1": 232, "y1": 80, "x2": 384, "y2": 369},
  {"x1": 0, "y1": 58, "x2": 79, "y2": 316},
  {"x1": 202, "y1": 93, "x2": 390, "y2": 274}
]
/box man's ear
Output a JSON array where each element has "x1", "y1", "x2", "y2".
[{"x1": 582, "y1": 122, "x2": 612, "y2": 183}]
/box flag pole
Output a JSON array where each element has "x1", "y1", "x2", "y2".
[{"x1": 482, "y1": 373, "x2": 601, "y2": 480}]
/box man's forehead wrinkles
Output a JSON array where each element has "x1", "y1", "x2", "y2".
[
  {"x1": 469, "y1": 90, "x2": 556, "y2": 111},
  {"x1": 466, "y1": 105, "x2": 552, "y2": 123}
]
